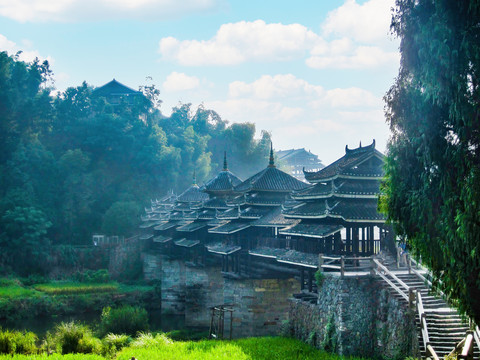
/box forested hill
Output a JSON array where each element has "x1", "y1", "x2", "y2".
[{"x1": 0, "y1": 52, "x2": 271, "y2": 275}]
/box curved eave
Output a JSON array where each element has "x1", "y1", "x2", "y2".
[
  {"x1": 245, "y1": 202, "x2": 282, "y2": 206},
  {"x1": 279, "y1": 228, "x2": 343, "y2": 239},
  {"x1": 283, "y1": 213, "x2": 386, "y2": 223},
  {"x1": 307, "y1": 174, "x2": 384, "y2": 184},
  {"x1": 292, "y1": 193, "x2": 379, "y2": 200}
]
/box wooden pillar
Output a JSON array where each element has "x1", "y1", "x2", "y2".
[
  {"x1": 225, "y1": 255, "x2": 229, "y2": 272},
  {"x1": 300, "y1": 268, "x2": 305, "y2": 290},
  {"x1": 308, "y1": 269, "x2": 313, "y2": 292},
  {"x1": 368, "y1": 226, "x2": 374, "y2": 255},
  {"x1": 361, "y1": 227, "x2": 366, "y2": 254},
  {"x1": 353, "y1": 227, "x2": 359, "y2": 255},
  {"x1": 334, "y1": 232, "x2": 341, "y2": 254},
  {"x1": 347, "y1": 227, "x2": 352, "y2": 254}
]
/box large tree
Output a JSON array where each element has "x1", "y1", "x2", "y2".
[{"x1": 383, "y1": 0, "x2": 480, "y2": 321}]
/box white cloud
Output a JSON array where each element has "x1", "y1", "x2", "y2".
[
  {"x1": 159, "y1": 20, "x2": 321, "y2": 66},
  {"x1": 162, "y1": 71, "x2": 200, "y2": 92},
  {"x1": 0, "y1": 34, "x2": 53, "y2": 64},
  {"x1": 0, "y1": 0, "x2": 221, "y2": 22},
  {"x1": 167, "y1": 71, "x2": 390, "y2": 163},
  {"x1": 321, "y1": 87, "x2": 382, "y2": 108},
  {"x1": 229, "y1": 74, "x2": 324, "y2": 100},
  {"x1": 322, "y1": 0, "x2": 395, "y2": 43},
  {"x1": 306, "y1": 45, "x2": 399, "y2": 69}
]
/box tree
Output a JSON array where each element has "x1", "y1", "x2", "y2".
[
  {"x1": 102, "y1": 201, "x2": 141, "y2": 237},
  {"x1": 382, "y1": 0, "x2": 480, "y2": 321},
  {"x1": 0, "y1": 206, "x2": 51, "y2": 275}
]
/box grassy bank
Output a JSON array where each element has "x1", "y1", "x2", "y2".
[
  {"x1": 0, "y1": 277, "x2": 159, "y2": 322},
  {"x1": 0, "y1": 334, "x2": 368, "y2": 360}
]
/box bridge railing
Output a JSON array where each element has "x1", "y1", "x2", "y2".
[{"x1": 320, "y1": 255, "x2": 372, "y2": 277}]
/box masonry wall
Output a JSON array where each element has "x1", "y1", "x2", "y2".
[
  {"x1": 288, "y1": 274, "x2": 419, "y2": 360},
  {"x1": 143, "y1": 251, "x2": 300, "y2": 337}
]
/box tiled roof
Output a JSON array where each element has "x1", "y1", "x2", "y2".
[
  {"x1": 174, "y1": 238, "x2": 200, "y2": 248},
  {"x1": 203, "y1": 197, "x2": 229, "y2": 209},
  {"x1": 153, "y1": 190, "x2": 177, "y2": 206},
  {"x1": 93, "y1": 79, "x2": 141, "y2": 96},
  {"x1": 304, "y1": 140, "x2": 384, "y2": 182},
  {"x1": 226, "y1": 195, "x2": 246, "y2": 206},
  {"x1": 198, "y1": 208, "x2": 216, "y2": 220},
  {"x1": 139, "y1": 221, "x2": 159, "y2": 229},
  {"x1": 293, "y1": 178, "x2": 381, "y2": 199},
  {"x1": 217, "y1": 207, "x2": 240, "y2": 220},
  {"x1": 154, "y1": 221, "x2": 181, "y2": 231},
  {"x1": 249, "y1": 247, "x2": 318, "y2": 268},
  {"x1": 177, "y1": 184, "x2": 209, "y2": 203},
  {"x1": 173, "y1": 203, "x2": 193, "y2": 212},
  {"x1": 139, "y1": 234, "x2": 154, "y2": 240},
  {"x1": 204, "y1": 170, "x2": 242, "y2": 193},
  {"x1": 208, "y1": 221, "x2": 251, "y2": 234},
  {"x1": 245, "y1": 192, "x2": 286, "y2": 206},
  {"x1": 253, "y1": 207, "x2": 300, "y2": 227},
  {"x1": 249, "y1": 247, "x2": 288, "y2": 259},
  {"x1": 235, "y1": 166, "x2": 309, "y2": 192},
  {"x1": 240, "y1": 206, "x2": 272, "y2": 219},
  {"x1": 284, "y1": 198, "x2": 385, "y2": 222},
  {"x1": 206, "y1": 243, "x2": 242, "y2": 255},
  {"x1": 279, "y1": 222, "x2": 343, "y2": 238},
  {"x1": 206, "y1": 218, "x2": 228, "y2": 227},
  {"x1": 277, "y1": 250, "x2": 319, "y2": 268},
  {"x1": 153, "y1": 235, "x2": 172, "y2": 243},
  {"x1": 176, "y1": 221, "x2": 208, "y2": 232}
]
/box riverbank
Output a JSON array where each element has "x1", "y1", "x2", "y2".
[
  {"x1": 0, "y1": 276, "x2": 161, "y2": 333},
  {"x1": 0, "y1": 334, "x2": 369, "y2": 360}
]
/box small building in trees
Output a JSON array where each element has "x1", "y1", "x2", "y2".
[
  {"x1": 93, "y1": 79, "x2": 142, "y2": 105},
  {"x1": 276, "y1": 148, "x2": 324, "y2": 181}
]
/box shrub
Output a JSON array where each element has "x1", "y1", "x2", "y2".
[
  {"x1": 315, "y1": 270, "x2": 325, "y2": 288},
  {"x1": 130, "y1": 332, "x2": 172, "y2": 348},
  {"x1": 47, "y1": 321, "x2": 101, "y2": 354},
  {"x1": 98, "y1": 306, "x2": 148, "y2": 337},
  {"x1": 73, "y1": 270, "x2": 110, "y2": 284},
  {"x1": 0, "y1": 328, "x2": 38, "y2": 354},
  {"x1": 101, "y1": 333, "x2": 131, "y2": 357},
  {"x1": 166, "y1": 329, "x2": 209, "y2": 341}
]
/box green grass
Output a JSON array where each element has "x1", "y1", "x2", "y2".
[
  {"x1": 117, "y1": 284, "x2": 154, "y2": 293},
  {"x1": 0, "y1": 334, "x2": 371, "y2": 360},
  {"x1": 33, "y1": 282, "x2": 118, "y2": 295},
  {"x1": 117, "y1": 336, "x2": 367, "y2": 360},
  {"x1": 0, "y1": 285, "x2": 40, "y2": 299},
  {"x1": 0, "y1": 354, "x2": 104, "y2": 359}
]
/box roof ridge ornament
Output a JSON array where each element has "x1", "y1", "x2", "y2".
[
  {"x1": 345, "y1": 139, "x2": 376, "y2": 155},
  {"x1": 223, "y1": 151, "x2": 228, "y2": 171},
  {"x1": 268, "y1": 141, "x2": 275, "y2": 167},
  {"x1": 192, "y1": 170, "x2": 197, "y2": 186}
]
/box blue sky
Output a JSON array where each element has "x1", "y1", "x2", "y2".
[{"x1": 0, "y1": 0, "x2": 399, "y2": 164}]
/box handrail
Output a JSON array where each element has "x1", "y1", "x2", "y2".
[
  {"x1": 374, "y1": 269, "x2": 409, "y2": 302},
  {"x1": 373, "y1": 259, "x2": 410, "y2": 292},
  {"x1": 474, "y1": 326, "x2": 480, "y2": 355},
  {"x1": 320, "y1": 255, "x2": 372, "y2": 277}
]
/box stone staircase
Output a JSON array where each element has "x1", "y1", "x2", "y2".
[{"x1": 377, "y1": 254, "x2": 478, "y2": 359}]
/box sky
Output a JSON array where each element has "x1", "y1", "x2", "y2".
[{"x1": 0, "y1": 0, "x2": 400, "y2": 165}]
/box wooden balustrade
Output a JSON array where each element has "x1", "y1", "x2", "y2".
[
  {"x1": 320, "y1": 255, "x2": 372, "y2": 277},
  {"x1": 474, "y1": 326, "x2": 480, "y2": 358}
]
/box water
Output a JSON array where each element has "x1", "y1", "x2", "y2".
[{"x1": 0, "y1": 311, "x2": 187, "y2": 338}]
